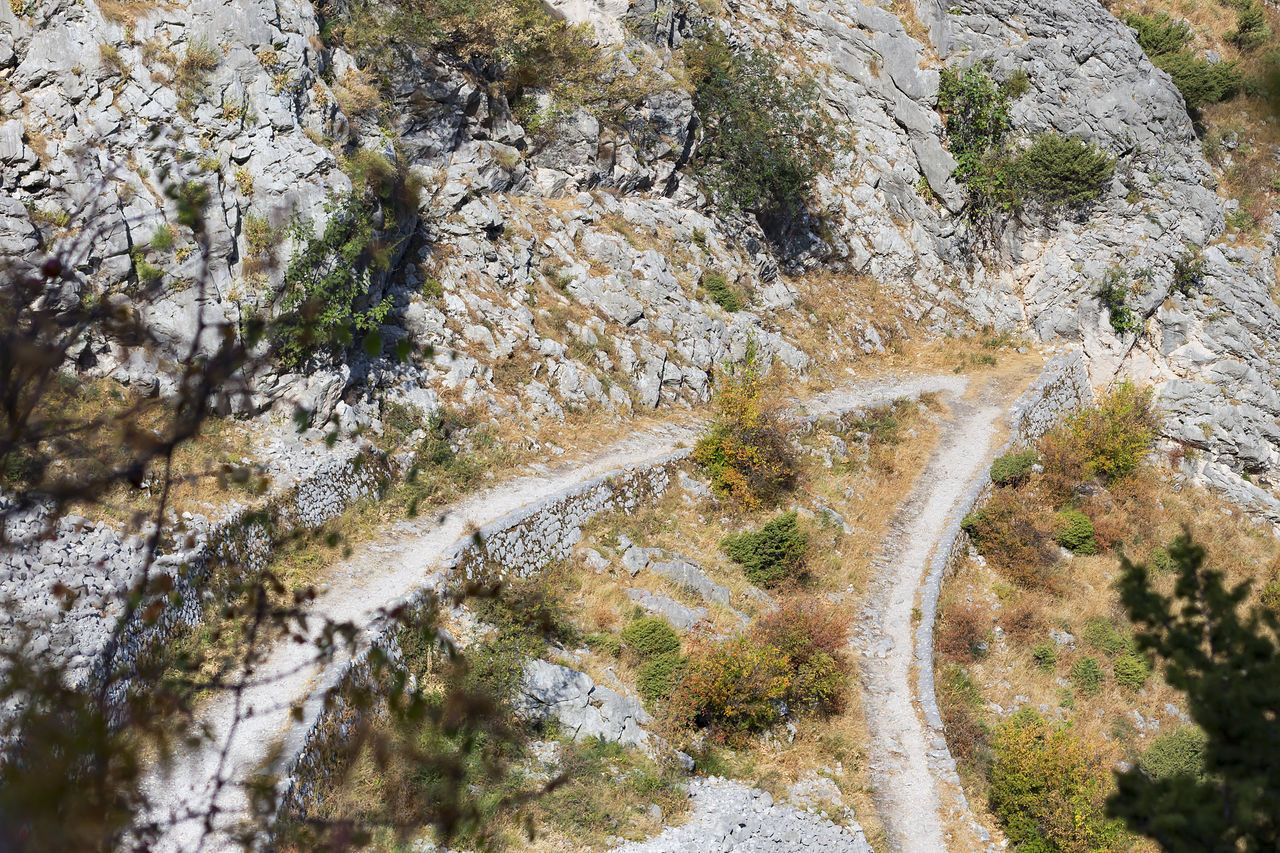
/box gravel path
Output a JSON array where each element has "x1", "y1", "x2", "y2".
[
  {"x1": 857, "y1": 381, "x2": 1010, "y2": 853},
  {"x1": 612, "y1": 777, "x2": 873, "y2": 852},
  {"x1": 139, "y1": 373, "x2": 967, "y2": 851}
]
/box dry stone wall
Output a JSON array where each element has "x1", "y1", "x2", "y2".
[
  {"x1": 280, "y1": 452, "x2": 685, "y2": 820},
  {"x1": 0, "y1": 439, "x2": 402, "y2": 690}
]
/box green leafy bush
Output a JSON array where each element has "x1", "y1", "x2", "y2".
[
  {"x1": 694, "y1": 361, "x2": 798, "y2": 509},
  {"x1": 1147, "y1": 545, "x2": 1174, "y2": 575},
  {"x1": 1049, "y1": 380, "x2": 1158, "y2": 484},
  {"x1": 1126, "y1": 11, "x2": 1194, "y2": 56},
  {"x1": 701, "y1": 273, "x2": 742, "y2": 312},
  {"x1": 637, "y1": 651, "x2": 687, "y2": 707},
  {"x1": 1139, "y1": 726, "x2": 1207, "y2": 781},
  {"x1": 271, "y1": 194, "x2": 392, "y2": 370},
  {"x1": 337, "y1": 0, "x2": 599, "y2": 93},
  {"x1": 670, "y1": 635, "x2": 789, "y2": 743},
  {"x1": 687, "y1": 33, "x2": 837, "y2": 222},
  {"x1": 991, "y1": 449, "x2": 1038, "y2": 486},
  {"x1": 1171, "y1": 249, "x2": 1207, "y2": 296},
  {"x1": 1261, "y1": 577, "x2": 1280, "y2": 610},
  {"x1": 669, "y1": 597, "x2": 851, "y2": 743},
  {"x1": 1014, "y1": 133, "x2": 1116, "y2": 208},
  {"x1": 938, "y1": 63, "x2": 1017, "y2": 222},
  {"x1": 1114, "y1": 653, "x2": 1150, "y2": 690},
  {"x1": 473, "y1": 569, "x2": 581, "y2": 654},
  {"x1": 1033, "y1": 642, "x2": 1058, "y2": 671},
  {"x1": 1054, "y1": 510, "x2": 1098, "y2": 555},
  {"x1": 938, "y1": 64, "x2": 1112, "y2": 223},
  {"x1": 989, "y1": 710, "x2": 1125, "y2": 852},
  {"x1": 721, "y1": 511, "x2": 808, "y2": 588},
  {"x1": 150, "y1": 224, "x2": 174, "y2": 252},
  {"x1": 961, "y1": 489, "x2": 1059, "y2": 590},
  {"x1": 585, "y1": 632, "x2": 622, "y2": 657},
  {"x1": 1083, "y1": 618, "x2": 1128, "y2": 656},
  {"x1": 1071, "y1": 655, "x2": 1104, "y2": 696},
  {"x1": 1097, "y1": 267, "x2": 1141, "y2": 336},
  {"x1": 1126, "y1": 12, "x2": 1242, "y2": 108},
  {"x1": 620, "y1": 616, "x2": 680, "y2": 659}
]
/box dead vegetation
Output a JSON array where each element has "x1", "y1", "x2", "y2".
[{"x1": 937, "y1": 393, "x2": 1280, "y2": 851}]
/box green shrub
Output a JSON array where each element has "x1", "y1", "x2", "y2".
[
  {"x1": 721, "y1": 511, "x2": 808, "y2": 588},
  {"x1": 337, "y1": 0, "x2": 599, "y2": 94},
  {"x1": 989, "y1": 710, "x2": 1125, "y2": 852},
  {"x1": 1055, "y1": 380, "x2": 1158, "y2": 483},
  {"x1": 1054, "y1": 509, "x2": 1098, "y2": 555},
  {"x1": 1126, "y1": 11, "x2": 1194, "y2": 56},
  {"x1": 991, "y1": 449, "x2": 1038, "y2": 486},
  {"x1": 1126, "y1": 12, "x2": 1241, "y2": 108},
  {"x1": 939, "y1": 64, "x2": 1114, "y2": 223},
  {"x1": 620, "y1": 617, "x2": 680, "y2": 659},
  {"x1": 1097, "y1": 266, "x2": 1141, "y2": 336},
  {"x1": 1156, "y1": 51, "x2": 1243, "y2": 107},
  {"x1": 938, "y1": 63, "x2": 1017, "y2": 222},
  {"x1": 150, "y1": 224, "x2": 174, "y2": 252},
  {"x1": 1228, "y1": 1, "x2": 1270, "y2": 50},
  {"x1": 1171, "y1": 249, "x2": 1207, "y2": 296},
  {"x1": 701, "y1": 273, "x2": 742, "y2": 312},
  {"x1": 585, "y1": 632, "x2": 622, "y2": 657},
  {"x1": 1032, "y1": 642, "x2": 1057, "y2": 671},
  {"x1": 671, "y1": 635, "x2": 789, "y2": 743},
  {"x1": 1147, "y1": 545, "x2": 1174, "y2": 575},
  {"x1": 1261, "y1": 577, "x2": 1280, "y2": 610},
  {"x1": 1014, "y1": 133, "x2": 1116, "y2": 208},
  {"x1": 1114, "y1": 653, "x2": 1150, "y2": 690},
  {"x1": 1139, "y1": 726, "x2": 1207, "y2": 781},
  {"x1": 473, "y1": 569, "x2": 581, "y2": 653},
  {"x1": 960, "y1": 489, "x2": 1059, "y2": 590},
  {"x1": 130, "y1": 249, "x2": 163, "y2": 285},
  {"x1": 1003, "y1": 69, "x2": 1031, "y2": 99},
  {"x1": 1071, "y1": 656, "x2": 1104, "y2": 696},
  {"x1": 687, "y1": 32, "x2": 837, "y2": 222},
  {"x1": 1083, "y1": 618, "x2": 1127, "y2": 657},
  {"x1": 669, "y1": 597, "x2": 851, "y2": 744},
  {"x1": 637, "y1": 651, "x2": 687, "y2": 707},
  {"x1": 271, "y1": 193, "x2": 392, "y2": 370},
  {"x1": 694, "y1": 361, "x2": 798, "y2": 509}
]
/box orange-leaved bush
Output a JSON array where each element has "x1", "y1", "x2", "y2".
[
  {"x1": 668, "y1": 597, "x2": 851, "y2": 744},
  {"x1": 694, "y1": 361, "x2": 797, "y2": 509}
]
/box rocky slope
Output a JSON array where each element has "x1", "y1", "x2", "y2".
[
  {"x1": 5, "y1": 0, "x2": 1280, "y2": 845},
  {"x1": 4, "y1": 0, "x2": 1280, "y2": 522}
]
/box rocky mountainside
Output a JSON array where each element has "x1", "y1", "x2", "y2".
[{"x1": 4, "y1": 0, "x2": 1280, "y2": 522}]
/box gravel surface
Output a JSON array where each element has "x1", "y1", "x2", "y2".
[
  {"x1": 857, "y1": 380, "x2": 1014, "y2": 853},
  {"x1": 612, "y1": 777, "x2": 873, "y2": 852}
]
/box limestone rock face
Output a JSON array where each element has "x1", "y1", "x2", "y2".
[
  {"x1": 516, "y1": 658, "x2": 652, "y2": 747},
  {"x1": 3, "y1": 0, "x2": 1280, "y2": 504}
]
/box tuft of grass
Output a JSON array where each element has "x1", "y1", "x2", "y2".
[
  {"x1": 150, "y1": 224, "x2": 174, "y2": 252},
  {"x1": 701, "y1": 273, "x2": 743, "y2": 312}
]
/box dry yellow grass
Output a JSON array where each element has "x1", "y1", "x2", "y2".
[{"x1": 937, "y1": 458, "x2": 1280, "y2": 848}]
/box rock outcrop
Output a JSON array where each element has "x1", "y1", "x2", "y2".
[{"x1": 6, "y1": 0, "x2": 1278, "y2": 512}]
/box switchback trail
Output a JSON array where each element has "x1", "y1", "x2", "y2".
[
  {"x1": 141, "y1": 372, "x2": 967, "y2": 851},
  {"x1": 858, "y1": 373, "x2": 1037, "y2": 853}
]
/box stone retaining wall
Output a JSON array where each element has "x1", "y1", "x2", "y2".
[
  {"x1": 279, "y1": 452, "x2": 686, "y2": 820},
  {"x1": 0, "y1": 439, "x2": 403, "y2": 691}
]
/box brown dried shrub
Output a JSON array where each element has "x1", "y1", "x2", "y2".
[
  {"x1": 937, "y1": 602, "x2": 991, "y2": 663},
  {"x1": 1002, "y1": 599, "x2": 1044, "y2": 645}
]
